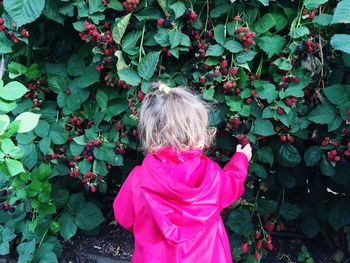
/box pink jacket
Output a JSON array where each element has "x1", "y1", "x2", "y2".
[{"x1": 113, "y1": 147, "x2": 249, "y2": 263}]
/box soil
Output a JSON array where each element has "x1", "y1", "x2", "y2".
[{"x1": 59, "y1": 222, "x2": 344, "y2": 263}]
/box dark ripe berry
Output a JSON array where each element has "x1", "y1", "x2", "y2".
[
  {"x1": 163, "y1": 19, "x2": 172, "y2": 27},
  {"x1": 280, "y1": 135, "x2": 287, "y2": 142},
  {"x1": 206, "y1": 73, "x2": 214, "y2": 81},
  {"x1": 0, "y1": 190, "x2": 8, "y2": 196},
  {"x1": 241, "y1": 243, "x2": 248, "y2": 254}
]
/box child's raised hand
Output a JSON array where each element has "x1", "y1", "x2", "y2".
[{"x1": 236, "y1": 143, "x2": 252, "y2": 162}]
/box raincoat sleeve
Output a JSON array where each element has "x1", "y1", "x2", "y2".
[
  {"x1": 113, "y1": 170, "x2": 136, "y2": 232},
  {"x1": 220, "y1": 152, "x2": 249, "y2": 209}
]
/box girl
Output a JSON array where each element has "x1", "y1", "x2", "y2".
[{"x1": 113, "y1": 82, "x2": 252, "y2": 263}]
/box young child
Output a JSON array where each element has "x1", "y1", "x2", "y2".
[{"x1": 113, "y1": 82, "x2": 252, "y2": 263}]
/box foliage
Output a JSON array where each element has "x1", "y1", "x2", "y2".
[{"x1": 0, "y1": 0, "x2": 350, "y2": 261}]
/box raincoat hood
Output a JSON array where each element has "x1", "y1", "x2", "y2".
[{"x1": 140, "y1": 147, "x2": 221, "y2": 244}]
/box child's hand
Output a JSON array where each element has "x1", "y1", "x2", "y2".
[{"x1": 236, "y1": 143, "x2": 252, "y2": 162}]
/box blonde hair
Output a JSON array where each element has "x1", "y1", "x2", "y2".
[{"x1": 138, "y1": 81, "x2": 215, "y2": 152}]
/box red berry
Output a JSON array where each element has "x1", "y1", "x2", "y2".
[
  {"x1": 278, "y1": 108, "x2": 284, "y2": 115},
  {"x1": 0, "y1": 18, "x2": 4, "y2": 25},
  {"x1": 157, "y1": 18, "x2": 164, "y2": 26},
  {"x1": 309, "y1": 12, "x2": 315, "y2": 19},
  {"x1": 255, "y1": 231, "x2": 261, "y2": 240},
  {"x1": 287, "y1": 135, "x2": 295, "y2": 143},
  {"x1": 190, "y1": 11, "x2": 198, "y2": 22},
  {"x1": 90, "y1": 185, "x2": 96, "y2": 192},
  {"x1": 254, "y1": 252, "x2": 260, "y2": 260},
  {"x1": 241, "y1": 243, "x2": 248, "y2": 254},
  {"x1": 280, "y1": 135, "x2": 287, "y2": 142},
  {"x1": 266, "y1": 223, "x2": 274, "y2": 232},
  {"x1": 221, "y1": 60, "x2": 228, "y2": 69},
  {"x1": 245, "y1": 98, "x2": 252, "y2": 104},
  {"x1": 266, "y1": 235, "x2": 272, "y2": 242},
  {"x1": 256, "y1": 240, "x2": 262, "y2": 249},
  {"x1": 347, "y1": 108, "x2": 350, "y2": 115},
  {"x1": 230, "y1": 67, "x2": 238, "y2": 76},
  {"x1": 69, "y1": 161, "x2": 75, "y2": 167},
  {"x1": 87, "y1": 156, "x2": 94, "y2": 162},
  {"x1": 334, "y1": 156, "x2": 341, "y2": 162},
  {"x1": 214, "y1": 70, "x2": 220, "y2": 78},
  {"x1": 267, "y1": 243, "x2": 273, "y2": 251}
]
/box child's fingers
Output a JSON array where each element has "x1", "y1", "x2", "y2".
[{"x1": 236, "y1": 144, "x2": 243, "y2": 151}]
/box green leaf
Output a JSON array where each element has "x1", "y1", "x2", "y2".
[
  {"x1": 290, "y1": 26, "x2": 310, "y2": 38},
  {"x1": 34, "y1": 120, "x2": 50, "y2": 138},
  {"x1": 253, "y1": 118, "x2": 276, "y2": 136},
  {"x1": 58, "y1": 212, "x2": 77, "y2": 240},
  {"x1": 0, "y1": 81, "x2": 28, "y2": 101},
  {"x1": 236, "y1": 51, "x2": 257, "y2": 64},
  {"x1": 330, "y1": 34, "x2": 350, "y2": 54},
  {"x1": 210, "y1": 5, "x2": 229, "y2": 18},
  {"x1": 313, "y1": 14, "x2": 333, "y2": 27},
  {"x1": 273, "y1": 58, "x2": 292, "y2": 70},
  {"x1": 307, "y1": 100, "x2": 342, "y2": 131},
  {"x1": 75, "y1": 203, "x2": 104, "y2": 231},
  {"x1": 138, "y1": 51, "x2": 161, "y2": 81},
  {"x1": 169, "y1": 2, "x2": 186, "y2": 19},
  {"x1": 8, "y1": 62, "x2": 27, "y2": 78},
  {"x1": 89, "y1": 0, "x2": 105, "y2": 14},
  {"x1": 14, "y1": 112, "x2": 41, "y2": 133},
  {"x1": 320, "y1": 155, "x2": 335, "y2": 176},
  {"x1": 250, "y1": 163, "x2": 267, "y2": 178},
  {"x1": 258, "y1": 0, "x2": 270, "y2": 6},
  {"x1": 279, "y1": 203, "x2": 301, "y2": 220},
  {"x1": 304, "y1": 146, "x2": 322, "y2": 166},
  {"x1": 258, "y1": 35, "x2": 286, "y2": 58},
  {"x1": 205, "y1": 44, "x2": 225, "y2": 57},
  {"x1": 276, "y1": 143, "x2": 301, "y2": 167},
  {"x1": 331, "y1": 0, "x2": 350, "y2": 24},
  {"x1": 0, "y1": 241, "x2": 9, "y2": 255},
  {"x1": 96, "y1": 90, "x2": 108, "y2": 110},
  {"x1": 39, "y1": 137, "x2": 51, "y2": 155},
  {"x1": 257, "y1": 199, "x2": 277, "y2": 214},
  {"x1": 254, "y1": 13, "x2": 275, "y2": 33},
  {"x1": 0, "y1": 32, "x2": 13, "y2": 54},
  {"x1": 118, "y1": 69, "x2": 141, "y2": 86},
  {"x1": 328, "y1": 199, "x2": 350, "y2": 230},
  {"x1": 214, "y1": 24, "x2": 225, "y2": 45},
  {"x1": 5, "y1": 159, "x2": 25, "y2": 176},
  {"x1": 324, "y1": 84, "x2": 350, "y2": 105},
  {"x1": 17, "y1": 239, "x2": 36, "y2": 263},
  {"x1": 49, "y1": 123, "x2": 69, "y2": 145},
  {"x1": 301, "y1": 215, "x2": 320, "y2": 238},
  {"x1": 112, "y1": 13, "x2": 132, "y2": 44},
  {"x1": 157, "y1": 0, "x2": 168, "y2": 16},
  {"x1": 224, "y1": 40, "x2": 243, "y2": 53},
  {"x1": 304, "y1": 0, "x2": 327, "y2": 10},
  {"x1": 107, "y1": 0, "x2": 123, "y2": 11},
  {"x1": 254, "y1": 80, "x2": 278, "y2": 103},
  {"x1": 226, "y1": 209, "x2": 254, "y2": 235},
  {"x1": 67, "y1": 55, "x2": 84, "y2": 77},
  {"x1": 134, "y1": 8, "x2": 162, "y2": 21},
  {"x1": 0, "y1": 115, "x2": 10, "y2": 134},
  {"x1": 4, "y1": 0, "x2": 45, "y2": 27},
  {"x1": 66, "y1": 193, "x2": 85, "y2": 215},
  {"x1": 256, "y1": 146, "x2": 274, "y2": 166},
  {"x1": 71, "y1": 66, "x2": 100, "y2": 88},
  {"x1": 168, "y1": 30, "x2": 182, "y2": 48},
  {"x1": 43, "y1": 0, "x2": 65, "y2": 25}
]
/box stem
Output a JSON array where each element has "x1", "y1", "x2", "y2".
[
  {"x1": 138, "y1": 24, "x2": 146, "y2": 63},
  {"x1": 204, "y1": 0, "x2": 209, "y2": 31}
]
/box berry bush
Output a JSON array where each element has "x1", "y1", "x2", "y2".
[{"x1": 0, "y1": 0, "x2": 350, "y2": 261}]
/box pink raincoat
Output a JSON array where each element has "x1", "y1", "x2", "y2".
[{"x1": 113, "y1": 147, "x2": 249, "y2": 263}]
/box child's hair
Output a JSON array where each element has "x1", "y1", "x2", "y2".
[{"x1": 138, "y1": 81, "x2": 215, "y2": 152}]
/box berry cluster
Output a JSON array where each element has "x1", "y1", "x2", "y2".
[
  {"x1": 0, "y1": 19, "x2": 30, "y2": 43},
  {"x1": 240, "y1": 231, "x2": 274, "y2": 261},
  {"x1": 122, "y1": 0, "x2": 140, "y2": 13},
  {"x1": 23, "y1": 78, "x2": 49, "y2": 108},
  {"x1": 235, "y1": 26, "x2": 256, "y2": 47},
  {"x1": 79, "y1": 21, "x2": 116, "y2": 70},
  {"x1": 305, "y1": 39, "x2": 318, "y2": 53},
  {"x1": 183, "y1": 9, "x2": 198, "y2": 22},
  {"x1": 66, "y1": 116, "x2": 94, "y2": 136},
  {"x1": 302, "y1": 9, "x2": 317, "y2": 20}
]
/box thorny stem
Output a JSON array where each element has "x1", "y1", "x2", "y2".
[
  {"x1": 204, "y1": 0, "x2": 209, "y2": 31},
  {"x1": 138, "y1": 1, "x2": 147, "y2": 63}
]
